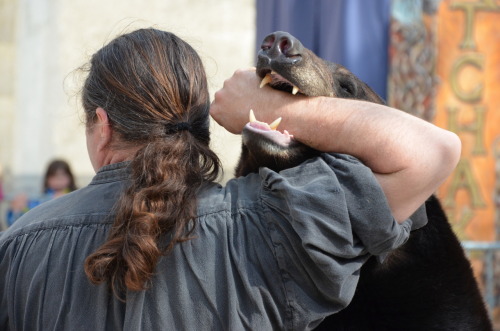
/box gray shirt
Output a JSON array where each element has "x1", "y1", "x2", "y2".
[{"x1": 0, "y1": 153, "x2": 425, "y2": 330}]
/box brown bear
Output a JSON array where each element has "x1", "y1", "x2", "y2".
[{"x1": 235, "y1": 31, "x2": 492, "y2": 331}]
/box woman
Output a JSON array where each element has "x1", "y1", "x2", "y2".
[
  {"x1": 43, "y1": 159, "x2": 78, "y2": 197},
  {"x1": 0, "y1": 28, "x2": 460, "y2": 330},
  {"x1": 6, "y1": 159, "x2": 77, "y2": 226}
]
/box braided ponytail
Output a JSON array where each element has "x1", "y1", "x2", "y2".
[{"x1": 82, "y1": 29, "x2": 221, "y2": 293}]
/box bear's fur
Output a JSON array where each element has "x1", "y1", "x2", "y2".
[{"x1": 235, "y1": 31, "x2": 492, "y2": 330}]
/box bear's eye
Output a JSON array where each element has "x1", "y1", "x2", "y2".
[
  {"x1": 338, "y1": 78, "x2": 357, "y2": 97},
  {"x1": 339, "y1": 81, "x2": 354, "y2": 95}
]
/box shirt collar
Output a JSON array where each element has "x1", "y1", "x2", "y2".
[{"x1": 90, "y1": 161, "x2": 131, "y2": 185}]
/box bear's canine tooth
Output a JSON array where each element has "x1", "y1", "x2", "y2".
[
  {"x1": 292, "y1": 85, "x2": 300, "y2": 95},
  {"x1": 269, "y1": 117, "x2": 282, "y2": 130},
  {"x1": 249, "y1": 109, "x2": 257, "y2": 122},
  {"x1": 249, "y1": 109, "x2": 282, "y2": 130},
  {"x1": 259, "y1": 74, "x2": 272, "y2": 88}
]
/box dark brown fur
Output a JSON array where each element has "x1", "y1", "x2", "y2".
[{"x1": 236, "y1": 31, "x2": 492, "y2": 330}]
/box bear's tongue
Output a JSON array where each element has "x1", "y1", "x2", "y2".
[{"x1": 245, "y1": 109, "x2": 294, "y2": 146}]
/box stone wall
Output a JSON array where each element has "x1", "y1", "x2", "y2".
[
  {"x1": 0, "y1": 0, "x2": 17, "y2": 195},
  {"x1": 0, "y1": 0, "x2": 255, "y2": 199}
]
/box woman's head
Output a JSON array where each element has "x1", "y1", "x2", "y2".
[
  {"x1": 82, "y1": 28, "x2": 211, "y2": 150},
  {"x1": 44, "y1": 159, "x2": 77, "y2": 194}
]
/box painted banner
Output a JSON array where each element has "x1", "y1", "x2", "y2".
[
  {"x1": 389, "y1": 0, "x2": 500, "y2": 241},
  {"x1": 388, "y1": 0, "x2": 440, "y2": 123},
  {"x1": 435, "y1": 0, "x2": 500, "y2": 242}
]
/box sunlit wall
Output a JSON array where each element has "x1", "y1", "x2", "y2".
[{"x1": 0, "y1": 0, "x2": 255, "y2": 197}]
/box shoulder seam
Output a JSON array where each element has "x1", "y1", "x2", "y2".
[{"x1": 0, "y1": 216, "x2": 113, "y2": 246}]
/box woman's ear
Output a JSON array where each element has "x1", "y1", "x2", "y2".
[{"x1": 95, "y1": 107, "x2": 112, "y2": 150}]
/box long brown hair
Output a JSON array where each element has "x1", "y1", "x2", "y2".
[{"x1": 82, "y1": 28, "x2": 221, "y2": 294}]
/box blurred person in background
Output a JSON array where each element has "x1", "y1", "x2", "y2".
[
  {"x1": 42, "y1": 159, "x2": 78, "y2": 197},
  {"x1": 6, "y1": 159, "x2": 77, "y2": 226}
]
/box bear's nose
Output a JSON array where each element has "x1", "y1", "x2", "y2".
[{"x1": 261, "y1": 31, "x2": 303, "y2": 58}]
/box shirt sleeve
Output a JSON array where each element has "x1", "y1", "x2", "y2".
[
  {"x1": 320, "y1": 153, "x2": 415, "y2": 255},
  {"x1": 258, "y1": 153, "x2": 418, "y2": 326}
]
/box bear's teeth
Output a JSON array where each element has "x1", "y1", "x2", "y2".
[
  {"x1": 249, "y1": 109, "x2": 257, "y2": 122},
  {"x1": 259, "y1": 74, "x2": 272, "y2": 88},
  {"x1": 292, "y1": 85, "x2": 300, "y2": 95},
  {"x1": 269, "y1": 117, "x2": 282, "y2": 130},
  {"x1": 249, "y1": 109, "x2": 282, "y2": 131}
]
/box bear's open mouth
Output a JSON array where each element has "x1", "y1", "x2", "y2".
[
  {"x1": 259, "y1": 70, "x2": 301, "y2": 95},
  {"x1": 243, "y1": 110, "x2": 294, "y2": 147}
]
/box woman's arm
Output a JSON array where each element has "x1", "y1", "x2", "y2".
[{"x1": 210, "y1": 68, "x2": 461, "y2": 222}]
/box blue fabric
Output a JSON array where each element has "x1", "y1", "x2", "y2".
[
  {"x1": 6, "y1": 192, "x2": 56, "y2": 226},
  {"x1": 256, "y1": 0, "x2": 391, "y2": 100}
]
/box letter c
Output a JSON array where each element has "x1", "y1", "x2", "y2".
[{"x1": 450, "y1": 54, "x2": 484, "y2": 103}]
